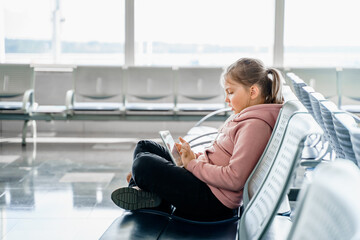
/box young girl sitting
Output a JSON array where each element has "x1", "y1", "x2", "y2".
[{"x1": 111, "y1": 57, "x2": 284, "y2": 221}]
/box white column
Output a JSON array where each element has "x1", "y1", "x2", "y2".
[
  {"x1": 125, "y1": 0, "x2": 134, "y2": 66},
  {"x1": 52, "y1": 0, "x2": 62, "y2": 63},
  {"x1": 0, "y1": 0, "x2": 5, "y2": 63},
  {"x1": 273, "y1": 0, "x2": 285, "y2": 68}
]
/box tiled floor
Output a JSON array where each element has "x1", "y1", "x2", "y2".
[{"x1": 0, "y1": 132, "x2": 170, "y2": 240}]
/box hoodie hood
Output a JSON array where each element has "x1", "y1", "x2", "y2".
[{"x1": 231, "y1": 104, "x2": 283, "y2": 130}]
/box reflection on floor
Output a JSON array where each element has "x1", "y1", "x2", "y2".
[{"x1": 0, "y1": 133, "x2": 166, "y2": 240}]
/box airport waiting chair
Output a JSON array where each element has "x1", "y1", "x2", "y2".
[
  {"x1": 175, "y1": 67, "x2": 226, "y2": 113},
  {"x1": 286, "y1": 159, "x2": 360, "y2": 240},
  {"x1": 285, "y1": 68, "x2": 338, "y2": 101},
  {"x1": 243, "y1": 100, "x2": 307, "y2": 217},
  {"x1": 124, "y1": 66, "x2": 175, "y2": 113},
  {"x1": 287, "y1": 73, "x2": 307, "y2": 100},
  {"x1": 349, "y1": 123, "x2": 360, "y2": 166},
  {"x1": 333, "y1": 113, "x2": 359, "y2": 166},
  {"x1": 337, "y1": 68, "x2": 360, "y2": 113},
  {"x1": 66, "y1": 66, "x2": 125, "y2": 114},
  {"x1": 100, "y1": 111, "x2": 323, "y2": 240},
  {"x1": 0, "y1": 64, "x2": 35, "y2": 145},
  {"x1": 299, "y1": 85, "x2": 315, "y2": 116},
  {"x1": 308, "y1": 92, "x2": 334, "y2": 159},
  {"x1": 319, "y1": 101, "x2": 346, "y2": 159},
  {"x1": 239, "y1": 112, "x2": 323, "y2": 240},
  {"x1": 309, "y1": 92, "x2": 327, "y2": 128}
]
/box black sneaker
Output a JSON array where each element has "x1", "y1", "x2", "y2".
[{"x1": 111, "y1": 187, "x2": 162, "y2": 210}]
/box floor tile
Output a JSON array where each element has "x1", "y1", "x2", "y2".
[{"x1": 59, "y1": 172, "x2": 115, "y2": 183}]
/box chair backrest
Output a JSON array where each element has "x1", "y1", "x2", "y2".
[
  {"x1": 73, "y1": 66, "x2": 124, "y2": 101},
  {"x1": 282, "y1": 85, "x2": 298, "y2": 102},
  {"x1": 299, "y1": 86, "x2": 315, "y2": 116},
  {"x1": 309, "y1": 92, "x2": 326, "y2": 126},
  {"x1": 243, "y1": 100, "x2": 307, "y2": 207},
  {"x1": 125, "y1": 66, "x2": 174, "y2": 103},
  {"x1": 287, "y1": 159, "x2": 360, "y2": 240},
  {"x1": 286, "y1": 73, "x2": 306, "y2": 100},
  {"x1": 175, "y1": 67, "x2": 224, "y2": 103},
  {"x1": 349, "y1": 124, "x2": 360, "y2": 167},
  {"x1": 333, "y1": 113, "x2": 358, "y2": 165},
  {"x1": 239, "y1": 112, "x2": 323, "y2": 240},
  {"x1": 319, "y1": 101, "x2": 346, "y2": 158},
  {"x1": 285, "y1": 68, "x2": 338, "y2": 100},
  {"x1": 0, "y1": 64, "x2": 34, "y2": 98}
]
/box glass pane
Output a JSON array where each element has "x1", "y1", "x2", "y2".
[
  {"x1": 284, "y1": 0, "x2": 360, "y2": 67},
  {"x1": 135, "y1": 0, "x2": 275, "y2": 66},
  {"x1": 3, "y1": 0, "x2": 52, "y2": 63},
  {"x1": 61, "y1": 0, "x2": 125, "y2": 65}
]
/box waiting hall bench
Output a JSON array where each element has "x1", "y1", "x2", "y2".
[{"x1": 100, "y1": 105, "x2": 323, "y2": 240}]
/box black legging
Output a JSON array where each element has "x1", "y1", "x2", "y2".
[{"x1": 128, "y1": 140, "x2": 236, "y2": 221}]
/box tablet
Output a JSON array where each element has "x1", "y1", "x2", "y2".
[{"x1": 159, "y1": 130, "x2": 182, "y2": 166}]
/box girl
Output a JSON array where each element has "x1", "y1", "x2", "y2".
[{"x1": 111, "y1": 58, "x2": 284, "y2": 221}]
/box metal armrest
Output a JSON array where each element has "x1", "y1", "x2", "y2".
[
  {"x1": 194, "y1": 107, "x2": 231, "y2": 127},
  {"x1": 188, "y1": 132, "x2": 218, "y2": 145},
  {"x1": 22, "y1": 89, "x2": 34, "y2": 113},
  {"x1": 65, "y1": 89, "x2": 75, "y2": 113}
]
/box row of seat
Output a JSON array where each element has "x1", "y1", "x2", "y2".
[
  {"x1": 0, "y1": 64, "x2": 226, "y2": 114},
  {"x1": 0, "y1": 64, "x2": 229, "y2": 145},
  {"x1": 100, "y1": 92, "x2": 360, "y2": 239},
  {"x1": 287, "y1": 72, "x2": 360, "y2": 167},
  {"x1": 282, "y1": 67, "x2": 360, "y2": 114}
]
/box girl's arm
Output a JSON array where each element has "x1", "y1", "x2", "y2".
[{"x1": 185, "y1": 119, "x2": 271, "y2": 191}]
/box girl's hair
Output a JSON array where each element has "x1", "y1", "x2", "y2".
[{"x1": 222, "y1": 58, "x2": 284, "y2": 104}]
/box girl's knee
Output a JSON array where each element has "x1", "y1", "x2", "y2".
[{"x1": 132, "y1": 152, "x2": 151, "y2": 176}]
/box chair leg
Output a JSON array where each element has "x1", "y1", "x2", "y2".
[
  {"x1": 31, "y1": 120, "x2": 37, "y2": 139},
  {"x1": 22, "y1": 120, "x2": 29, "y2": 146}
]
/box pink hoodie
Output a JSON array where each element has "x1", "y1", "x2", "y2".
[{"x1": 186, "y1": 104, "x2": 282, "y2": 209}]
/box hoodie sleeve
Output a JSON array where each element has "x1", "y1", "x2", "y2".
[{"x1": 186, "y1": 119, "x2": 272, "y2": 191}]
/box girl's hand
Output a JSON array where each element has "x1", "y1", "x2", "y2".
[{"x1": 178, "y1": 137, "x2": 196, "y2": 168}]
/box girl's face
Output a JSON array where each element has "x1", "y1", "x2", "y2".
[{"x1": 224, "y1": 77, "x2": 252, "y2": 114}]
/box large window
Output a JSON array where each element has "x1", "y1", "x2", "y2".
[
  {"x1": 284, "y1": 0, "x2": 360, "y2": 67},
  {"x1": 135, "y1": 0, "x2": 275, "y2": 67},
  {"x1": 61, "y1": 0, "x2": 125, "y2": 65},
  {"x1": 3, "y1": 0, "x2": 360, "y2": 67},
  {"x1": 3, "y1": 0, "x2": 53, "y2": 63},
  {"x1": 2, "y1": 0, "x2": 125, "y2": 65}
]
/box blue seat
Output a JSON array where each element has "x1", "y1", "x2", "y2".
[
  {"x1": 319, "y1": 101, "x2": 346, "y2": 159},
  {"x1": 333, "y1": 113, "x2": 360, "y2": 166},
  {"x1": 299, "y1": 86, "x2": 315, "y2": 117},
  {"x1": 287, "y1": 73, "x2": 307, "y2": 100}
]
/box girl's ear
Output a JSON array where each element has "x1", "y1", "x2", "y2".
[{"x1": 249, "y1": 85, "x2": 260, "y2": 100}]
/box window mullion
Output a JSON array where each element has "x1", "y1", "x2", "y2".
[
  {"x1": 0, "y1": 0, "x2": 5, "y2": 63},
  {"x1": 273, "y1": 0, "x2": 285, "y2": 67},
  {"x1": 125, "y1": 0, "x2": 134, "y2": 66}
]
